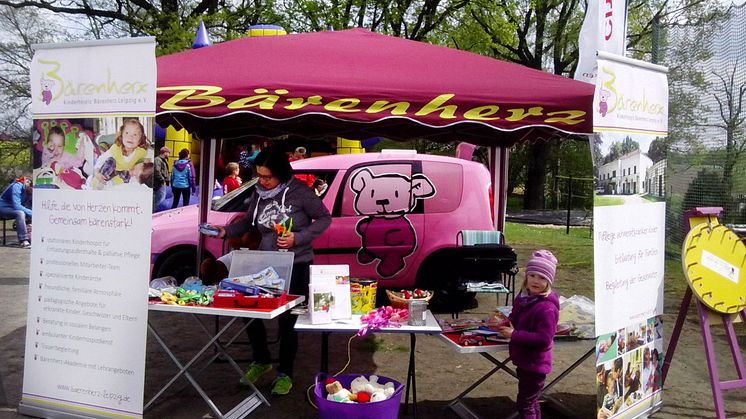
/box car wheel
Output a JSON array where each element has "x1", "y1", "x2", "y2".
[{"x1": 154, "y1": 248, "x2": 199, "y2": 284}]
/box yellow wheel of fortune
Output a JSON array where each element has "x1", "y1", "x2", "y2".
[{"x1": 682, "y1": 222, "x2": 746, "y2": 314}]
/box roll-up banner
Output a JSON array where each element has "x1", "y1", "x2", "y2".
[
  {"x1": 20, "y1": 37, "x2": 156, "y2": 419},
  {"x1": 592, "y1": 52, "x2": 668, "y2": 419}
]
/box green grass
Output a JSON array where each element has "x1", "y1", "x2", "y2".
[
  {"x1": 357, "y1": 336, "x2": 385, "y2": 353},
  {"x1": 593, "y1": 195, "x2": 624, "y2": 206},
  {"x1": 641, "y1": 194, "x2": 665, "y2": 203},
  {"x1": 504, "y1": 222, "x2": 593, "y2": 266},
  {"x1": 503, "y1": 221, "x2": 687, "y2": 301}
]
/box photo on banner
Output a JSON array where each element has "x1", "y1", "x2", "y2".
[
  {"x1": 591, "y1": 54, "x2": 668, "y2": 419},
  {"x1": 33, "y1": 117, "x2": 155, "y2": 191}
]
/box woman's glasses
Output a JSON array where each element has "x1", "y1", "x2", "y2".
[{"x1": 257, "y1": 173, "x2": 275, "y2": 181}]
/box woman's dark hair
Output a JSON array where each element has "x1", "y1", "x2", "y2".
[
  {"x1": 178, "y1": 148, "x2": 190, "y2": 159},
  {"x1": 254, "y1": 146, "x2": 293, "y2": 183}
]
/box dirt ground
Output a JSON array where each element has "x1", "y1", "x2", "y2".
[{"x1": 1, "y1": 236, "x2": 746, "y2": 418}]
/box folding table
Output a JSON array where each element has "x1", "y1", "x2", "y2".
[
  {"x1": 146, "y1": 296, "x2": 304, "y2": 419},
  {"x1": 438, "y1": 332, "x2": 594, "y2": 419},
  {"x1": 294, "y1": 311, "x2": 441, "y2": 418}
]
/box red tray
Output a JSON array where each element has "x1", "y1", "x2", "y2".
[{"x1": 212, "y1": 289, "x2": 292, "y2": 309}]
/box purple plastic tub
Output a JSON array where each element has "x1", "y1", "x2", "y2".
[{"x1": 314, "y1": 373, "x2": 404, "y2": 419}]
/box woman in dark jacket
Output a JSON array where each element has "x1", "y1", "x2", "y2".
[{"x1": 215, "y1": 146, "x2": 331, "y2": 396}]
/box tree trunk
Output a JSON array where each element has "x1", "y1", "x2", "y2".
[{"x1": 524, "y1": 143, "x2": 550, "y2": 209}]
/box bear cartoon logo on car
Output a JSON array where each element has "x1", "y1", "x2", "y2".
[{"x1": 349, "y1": 168, "x2": 436, "y2": 278}]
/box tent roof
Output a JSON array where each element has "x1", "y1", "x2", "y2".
[{"x1": 156, "y1": 29, "x2": 593, "y2": 146}]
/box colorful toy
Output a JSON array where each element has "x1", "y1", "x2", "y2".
[
  {"x1": 324, "y1": 375, "x2": 395, "y2": 404},
  {"x1": 325, "y1": 379, "x2": 355, "y2": 403},
  {"x1": 350, "y1": 375, "x2": 396, "y2": 402},
  {"x1": 358, "y1": 306, "x2": 408, "y2": 336}
]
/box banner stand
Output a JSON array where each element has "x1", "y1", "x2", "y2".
[
  {"x1": 19, "y1": 403, "x2": 104, "y2": 419},
  {"x1": 662, "y1": 207, "x2": 746, "y2": 419}
]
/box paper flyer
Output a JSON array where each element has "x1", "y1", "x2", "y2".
[{"x1": 310, "y1": 264, "x2": 352, "y2": 320}]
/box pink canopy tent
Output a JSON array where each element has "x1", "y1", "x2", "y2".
[{"x1": 155, "y1": 28, "x2": 594, "y2": 232}]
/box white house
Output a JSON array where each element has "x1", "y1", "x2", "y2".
[{"x1": 598, "y1": 150, "x2": 653, "y2": 195}]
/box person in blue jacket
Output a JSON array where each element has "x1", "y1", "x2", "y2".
[
  {"x1": 0, "y1": 177, "x2": 33, "y2": 248},
  {"x1": 170, "y1": 148, "x2": 196, "y2": 208}
]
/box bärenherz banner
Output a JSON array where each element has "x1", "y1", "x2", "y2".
[
  {"x1": 592, "y1": 52, "x2": 668, "y2": 419},
  {"x1": 592, "y1": 54, "x2": 668, "y2": 136},
  {"x1": 21, "y1": 37, "x2": 155, "y2": 419}
]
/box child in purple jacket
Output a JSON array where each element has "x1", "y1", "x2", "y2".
[{"x1": 497, "y1": 249, "x2": 559, "y2": 419}]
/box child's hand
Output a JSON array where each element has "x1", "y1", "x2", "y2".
[
  {"x1": 94, "y1": 171, "x2": 107, "y2": 184},
  {"x1": 496, "y1": 323, "x2": 513, "y2": 339},
  {"x1": 277, "y1": 232, "x2": 295, "y2": 249}
]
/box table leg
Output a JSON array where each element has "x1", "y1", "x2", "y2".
[
  {"x1": 146, "y1": 320, "x2": 236, "y2": 418},
  {"x1": 540, "y1": 345, "x2": 594, "y2": 395},
  {"x1": 194, "y1": 316, "x2": 270, "y2": 409},
  {"x1": 504, "y1": 345, "x2": 595, "y2": 419},
  {"x1": 165, "y1": 315, "x2": 257, "y2": 398},
  {"x1": 194, "y1": 315, "x2": 256, "y2": 378},
  {"x1": 403, "y1": 333, "x2": 418, "y2": 417},
  {"x1": 321, "y1": 332, "x2": 330, "y2": 373},
  {"x1": 447, "y1": 354, "x2": 511, "y2": 419}
]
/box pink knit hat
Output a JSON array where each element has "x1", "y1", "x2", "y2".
[{"x1": 526, "y1": 249, "x2": 558, "y2": 284}]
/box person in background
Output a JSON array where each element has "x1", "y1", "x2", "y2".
[
  {"x1": 222, "y1": 162, "x2": 242, "y2": 194},
  {"x1": 288, "y1": 146, "x2": 307, "y2": 162},
  {"x1": 171, "y1": 148, "x2": 196, "y2": 208},
  {"x1": 497, "y1": 250, "x2": 560, "y2": 419},
  {"x1": 0, "y1": 177, "x2": 33, "y2": 248},
  {"x1": 289, "y1": 146, "x2": 315, "y2": 187},
  {"x1": 312, "y1": 178, "x2": 328, "y2": 197},
  {"x1": 239, "y1": 143, "x2": 261, "y2": 180},
  {"x1": 153, "y1": 146, "x2": 171, "y2": 210},
  {"x1": 213, "y1": 146, "x2": 331, "y2": 396}
]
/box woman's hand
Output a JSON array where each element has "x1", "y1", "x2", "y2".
[
  {"x1": 216, "y1": 226, "x2": 226, "y2": 239},
  {"x1": 277, "y1": 232, "x2": 295, "y2": 249}
]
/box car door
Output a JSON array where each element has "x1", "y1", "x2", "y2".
[{"x1": 320, "y1": 161, "x2": 426, "y2": 288}]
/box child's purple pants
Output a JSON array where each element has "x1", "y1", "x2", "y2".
[{"x1": 516, "y1": 368, "x2": 546, "y2": 419}]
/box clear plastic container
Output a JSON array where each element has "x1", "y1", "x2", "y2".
[
  {"x1": 227, "y1": 250, "x2": 295, "y2": 293},
  {"x1": 407, "y1": 299, "x2": 427, "y2": 326}
]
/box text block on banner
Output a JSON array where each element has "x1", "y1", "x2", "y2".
[{"x1": 21, "y1": 37, "x2": 155, "y2": 419}]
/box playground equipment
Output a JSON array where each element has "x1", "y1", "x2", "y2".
[{"x1": 663, "y1": 207, "x2": 746, "y2": 419}]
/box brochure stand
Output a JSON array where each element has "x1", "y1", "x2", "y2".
[{"x1": 662, "y1": 207, "x2": 746, "y2": 419}]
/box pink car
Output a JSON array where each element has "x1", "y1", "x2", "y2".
[{"x1": 151, "y1": 151, "x2": 503, "y2": 306}]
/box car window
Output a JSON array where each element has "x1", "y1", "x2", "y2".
[
  {"x1": 212, "y1": 178, "x2": 257, "y2": 212},
  {"x1": 339, "y1": 163, "x2": 413, "y2": 217},
  {"x1": 293, "y1": 170, "x2": 337, "y2": 200},
  {"x1": 421, "y1": 161, "x2": 462, "y2": 213}
]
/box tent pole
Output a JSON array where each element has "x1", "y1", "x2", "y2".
[
  {"x1": 489, "y1": 146, "x2": 510, "y2": 232},
  {"x1": 196, "y1": 137, "x2": 218, "y2": 275}
]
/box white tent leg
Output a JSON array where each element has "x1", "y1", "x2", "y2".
[{"x1": 489, "y1": 146, "x2": 510, "y2": 232}]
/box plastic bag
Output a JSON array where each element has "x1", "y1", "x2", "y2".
[{"x1": 558, "y1": 295, "x2": 595, "y2": 339}]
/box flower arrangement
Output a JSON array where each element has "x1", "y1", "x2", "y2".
[{"x1": 273, "y1": 217, "x2": 293, "y2": 237}]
